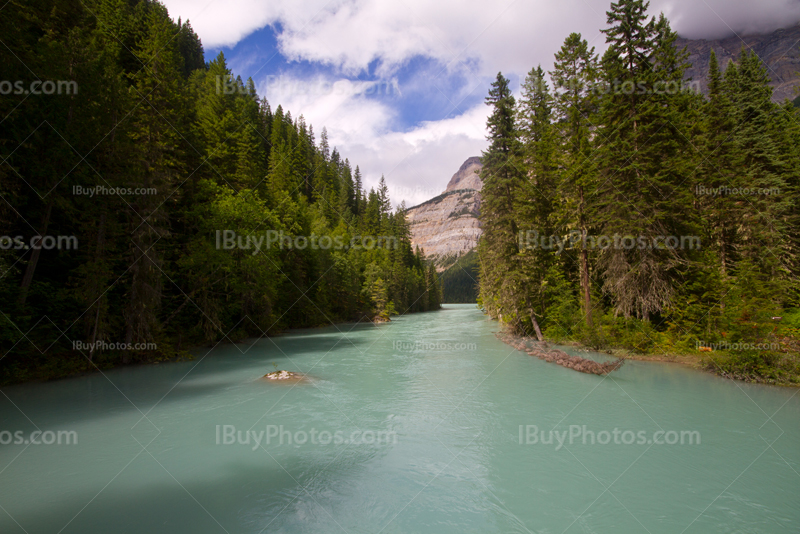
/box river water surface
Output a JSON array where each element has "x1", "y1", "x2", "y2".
[{"x1": 1, "y1": 304, "x2": 798, "y2": 533}]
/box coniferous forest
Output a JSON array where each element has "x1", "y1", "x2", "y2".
[
  {"x1": 0, "y1": 0, "x2": 440, "y2": 384},
  {"x1": 478, "y1": 0, "x2": 800, "y2": 383},
  {"x1": 440, "y1": 251, "x2": 479, "y2": 303}
]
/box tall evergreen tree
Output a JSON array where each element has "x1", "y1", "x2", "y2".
[
  {"x1": 478, "y1": 72, "x2": 544, "y2": 339},
  {"x1": 517, "y1": 66, "x2": 559, "y2": 333},
  {"x1": 550, "y1": 33, "x2": 600, "y2": 326},
  {"x1": 594, "y1": 2, "x2": 694, "y2": 320}
]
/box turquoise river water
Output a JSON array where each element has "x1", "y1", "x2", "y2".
[{"x1": 0, "y1": 304, "x2": 798, "y2": 533}]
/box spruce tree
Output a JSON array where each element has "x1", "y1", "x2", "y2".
[
  {"x1": 595, "y1": 2, "x2": 693, "y2": 320},
  {"x1": 550, "y1": 33, "x2": 599, "y2": 326},
  {"x1": 517, "y1": 66, "x2": 559, "y2": 333},
  {"x1": 478, "y1": 73, "x2": 544, "y2": 339},
  {"x1": 726, "y1": 49, "x2": 790, "y2": 303}
]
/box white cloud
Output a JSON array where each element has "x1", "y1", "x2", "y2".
[
  {"x1": 163, "y1": 0, "x2": 282, "y2": 48},
  {"x1": 162, "y1": 0, "x2": 800, "y2": 206},
  {"x1": 267, "y1": 73, "x2": 489, "y2": 207},
  {"x1": 347, "y1": 104, "x2": 490, "y2": 208},
  {"x1": 165, "y1": 0, "x2": 800, "y2": 75}
]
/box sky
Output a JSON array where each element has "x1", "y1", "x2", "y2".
[{"x1": 162, "y1": 0, "x2": 800, "y2": 207}]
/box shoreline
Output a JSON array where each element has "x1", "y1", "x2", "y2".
[
  {"x1": 558, "y1": 339, "x2": 800, "y2": 387},
  {"x1": 0, "y1": 310, "x2": 426, "y2": 387}
]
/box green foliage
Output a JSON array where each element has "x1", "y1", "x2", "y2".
[
  {"x1": 476, "y1": 0, "x2": 800, "y2": 382},
  {"x1": 440, "y1": 251, "x2": 479, "y2": 303},
  {"x1": 0, "y1": 0, "x2": 439, "y2": 384}
]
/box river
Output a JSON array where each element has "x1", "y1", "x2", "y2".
[{"x1": 0, "y1": 304, "x2": 798, "y2": 533}]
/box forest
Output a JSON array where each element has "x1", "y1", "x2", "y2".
[
  {"x1": 0, "y1": 0, "x2": 440, "y2": 384},
  {"x1": 478, "y1": 0, "x2": 800, "y2": 383},
  {"x1": 440, "y1": 251, "x2": 479, "y2": 303}
]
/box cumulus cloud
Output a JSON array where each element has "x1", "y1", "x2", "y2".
[
  {"x1": 347, "y1": 105, "x2": 491, "y2": 208},
  {"x1": 166, "y1": 0, "x2": 800, "y2": 74},
  {"x1": 266, "y1": 73, "x2": 488, "y2": 207},
  {"x1": 162, "y1": 0, "x2": 800, "y2": 206}
]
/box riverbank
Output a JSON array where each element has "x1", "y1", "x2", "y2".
[
  {"x1": 559, "y1": 340, "x2": 800, "y2": 387},
  {"x1": 0, "y1": 310, "x2": 409, "y2": 386}
]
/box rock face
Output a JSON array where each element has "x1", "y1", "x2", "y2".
[
  {"x1": 444, "y1": 156, "x2": 483, "y2": 191},
  {"x1": 676, "y1": 24, "x2": 800, "y2": 102},
  {"x1": 405, "y1": 157, "x2": 483, "y2": 269}
]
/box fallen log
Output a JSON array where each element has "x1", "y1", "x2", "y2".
[{"x1": 497, "y1": 333, "x2": 625, "y2": 375}]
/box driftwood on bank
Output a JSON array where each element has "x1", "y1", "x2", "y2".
[{"x1": 497, "y1": 333, "x2": 625, "y2": 375}]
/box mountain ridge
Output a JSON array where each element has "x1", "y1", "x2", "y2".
[{"x1": 676, "y1": 23, "x2": 800, "y2": 102}]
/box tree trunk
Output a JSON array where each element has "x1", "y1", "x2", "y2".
[
  {"x1": 529, "y1": 308, "x2": 545, "y2": 343},
  {"x1": 579, "y1": 186, "x2": 593, "y2": 327},
  {"x1": 88, "y1": 213, "x2": 106, "y2": 361},
  {"x1": 524, "y1": 296, "x2": 545, "y2": 343},
  {"x1": 18, "y1": 200, "x2": 53, "y2": 307}
]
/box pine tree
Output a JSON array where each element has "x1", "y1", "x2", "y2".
[
  {"x1": 594, "y1": 2, "x2": 694, "y2": 320},
  {"x1": 550, "y1": 33, "x2": 599, "y2": 326},
  {"x1": 517, "y1": 66, "x2": 559, "y2": 332},
  {"x1": 478, "y1": 73, "x2": 544, "y2": 339},
  {"x1": 726, "y1": 49, "x2": 791, "y2": 302},
  {"x1": 699, "y1": 49, "x2": 738, "y2": 280},
  {"x1": 123, "y1": 3, "x2": 187, "y2": 359}
]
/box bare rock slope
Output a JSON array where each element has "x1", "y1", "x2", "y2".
[
  {"x1": 405, "y1": 157, "x2": 483, "y2": 269},
  {"x1": 444, "y1": 156, "x2": 483, "y2": 191},
  {"x1": 676, "y1": 24, "x2": 800, "y2": 102}
]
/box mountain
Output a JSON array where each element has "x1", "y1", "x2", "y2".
[
  {"x1": 405, "y1": 157, "x2": 483, "y2": 270},
  {"x1": 443, "y1": 156, "x2": 483, "y2": 191},
  {"x1": 676, "y1": 24, "x2": 800, "y2": 102}
]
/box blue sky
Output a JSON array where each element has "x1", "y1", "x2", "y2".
[{"x1": 162, "y1": 0, "x2": 800, "y2": 206}]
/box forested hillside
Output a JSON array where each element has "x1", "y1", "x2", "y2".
[
  {"x1": 478, "y1": 0, "x2": 800, "y2": 383},
  {"x1": 0, "y1": 0, "x2": 440, "y2": 384},
  {"x1": 440, "y1": 251, "x2": 479, "y2": 303}
]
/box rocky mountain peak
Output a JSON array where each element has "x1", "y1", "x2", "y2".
[
  {"x1": 444, "y1": 156, "x2": 483, "y2": 192},
  {"x1": 405, "y1": 157, "x2": 483, "y2": 270}
]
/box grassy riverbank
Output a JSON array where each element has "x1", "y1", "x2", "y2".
[
  {"x1": 547, "y1": 316, "x2": 800, "y2": 386},
  {"x1": 592, "y1": 347, "x2": 800, "y2": 386}
]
